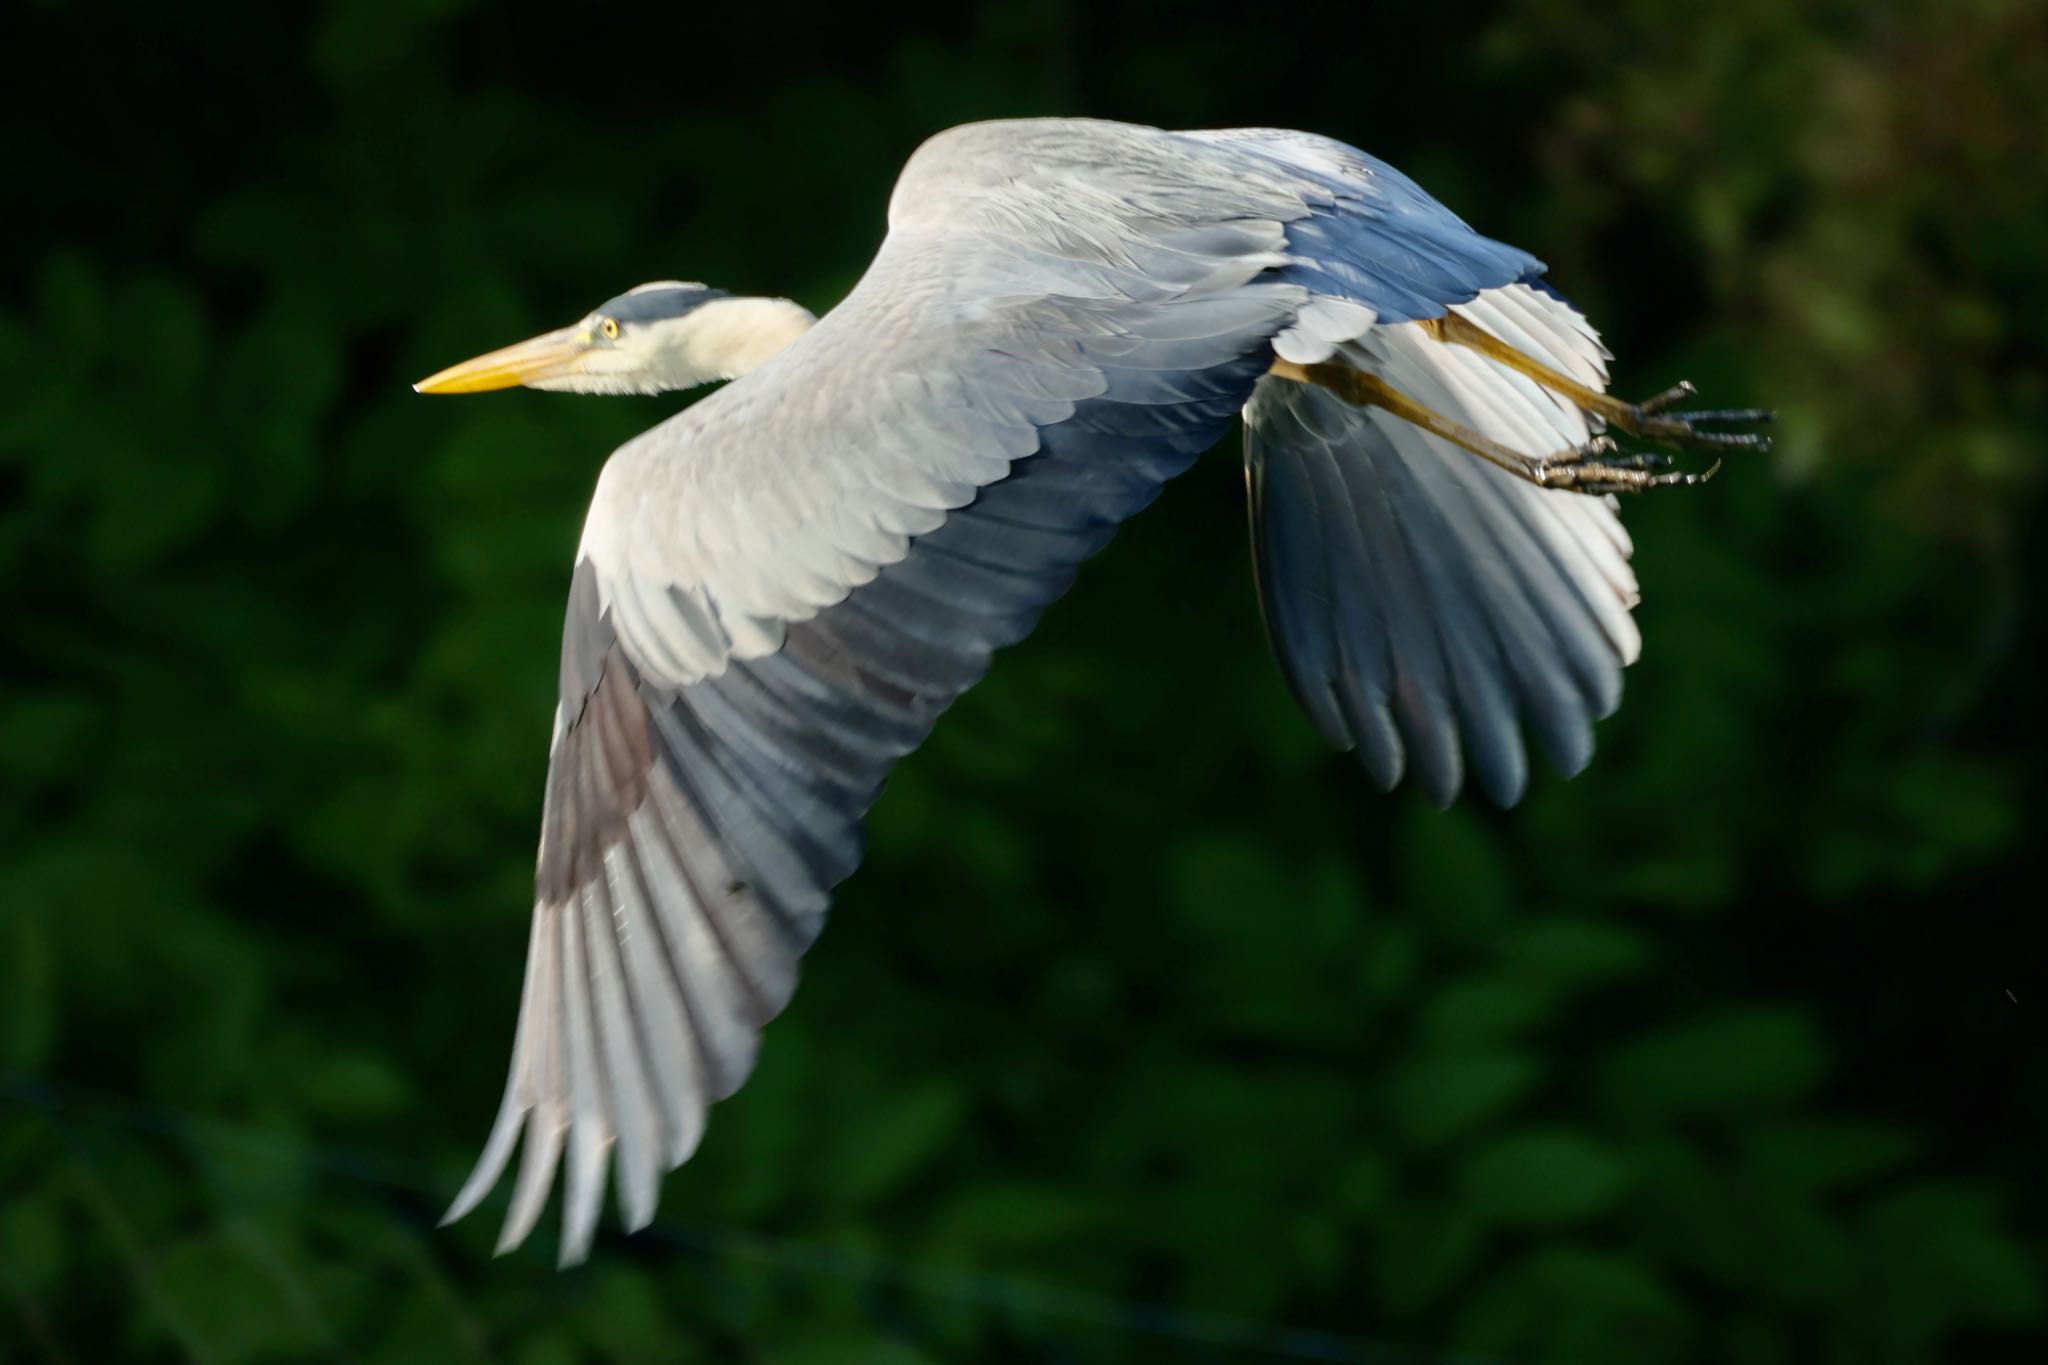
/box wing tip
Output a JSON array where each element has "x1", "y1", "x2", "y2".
[{"x1": 442, "y1": 1085, "x2": 532, "y2": 1227}]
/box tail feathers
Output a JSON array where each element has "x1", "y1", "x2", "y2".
[{"x1": 1244, "y1": 283, "x2": 1639, "y2": 807}]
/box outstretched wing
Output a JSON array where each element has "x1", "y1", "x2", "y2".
[
  {"x1": 445, "y1": 119, "x2": 1564, "y2": 1263},
  {"x1": 1244, "y1": 280, "x2": 1640, "y2": 809}
]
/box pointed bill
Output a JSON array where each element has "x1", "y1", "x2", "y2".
[{"x1": 415, "y1": 326, "x2": 589, "y2": 394}]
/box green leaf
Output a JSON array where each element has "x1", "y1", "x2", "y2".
[
  {"x1": 1397, "y1": 804, "x2": 1511, "y2": 942},
  {"x1": 1387, "y1": 1049, "x2": 1542, "y2": 1145},
  {"x1": 769, "y1": 1339, "x2": 940, "y2": 1365},
  {"x1": 1167, "y1": 837, "x2": 1289, "y2": 936},
  {"x1": 1460, "y1": 1247, "x2": 1692, "y2": 1362},
  {"x1": 1743, "y1": 1194, "x2": 1854, "y2": 1304},
  {"x1": 1741, "y1": 1119, "x2": 1919, "y2": 1193},
  {"x1": 928, "y1": 1182, "x2": 1105, "y2": 1253},
  {"x1": 515, "y1": 1336, "x2": 579, "y2": 1365},
  {"x1": 579, "y1": 1268, "x2": 675, "y2": 1364},
  {"x1": 1498, "y1": 920, "x2": 1653, "y2": 987},
  {"x1": 1333, "y1": 1151, "x2": 1393, "y2": 1217},
  {"x1": 0, "y1": 693, "x2": 95, "y2": 785},
  {"x1": 1417, "y1": 973, "x2": 1557, "y2": 1045},
  {"x1": 1370, "y1": 1203, "x2": 1487, "y2": 1313},
  {"x1": 1600, "y1": 1007, "x2": 1829, "y2": 1119},
  {"x1": 831, "y1": 1082, "x2": 966, "y2": 1203},
  {"x1": 1863, "y1": 1186, "x2": 2045, "y2": 1326},
  {"x1": 1358, "y1": 924, "x2": 1418, "y2": 1001},
  {"x1": 1529, "y1": 1246, "x2": 1688, "y2": 1319},
  {"x1": 0, "y1": 912, "x2": 53, "y2": 1070},
  {"x1": 1461, "y1": 1128, "x2": 1633, "y2": 1225},
  {"x1": 1630, "y1": 1137, "x2": 1754, "y2": 1287},
  {"x1": 0, "y1": 1192, "x2": 67, "y2": 1293},
  {"x1": 298, "y1": 1050, "x2": 411, "y2": 1121}
]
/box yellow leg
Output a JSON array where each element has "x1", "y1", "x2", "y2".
[
  {"x1": 1419, "y1": 314, "x2": 1624, "y2": 421},
  {"x1": 1420, "y1": 312, "x2": 1771, "y2": 453},
  {"x1": 1266, "y1": 357, "x2": 1708, "y2": 495},
  {"x1": 1270, "y1": 359, "x2": 1550, "y2": 481}
]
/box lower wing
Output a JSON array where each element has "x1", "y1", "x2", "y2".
[{"x1": 1244, "y1": 280, "x2": 1642, "y2": 808}]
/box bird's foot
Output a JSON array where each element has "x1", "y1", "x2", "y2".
[
  {"x1": 1608, "y1": 381, "x2": 1775, "y2": 454},
  {"x1": 1268, "y1": 356, "x2": 1763, "y2": 498},
  {"x1": 1531, "y1": 436, "x2": 1721, "y2": 497}
]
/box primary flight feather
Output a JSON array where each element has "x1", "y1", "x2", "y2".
[{"x1": 414, "y1": 117, "x2": 1768, "y2": 1265}]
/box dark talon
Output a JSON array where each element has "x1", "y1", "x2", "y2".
[
  {"x1": 1537, "y1": 375, "x2": 1767, "y2": 494},
  {"x1": 1581, "y1": 451, "x2": 1672, "y2": 474},
  {"x1": 1638, "y1": 381, "x2": 1697, "y2": 415},
  {"x1": 1679, "y1": 408, "x2": 1776, "y2": 426},
  {"x1": 1621, "y1": 381, "x2": 1774, "y2": 455},
  {"x1": 1539, "y1": 445, "x2": 1722, "y2": 496},
  {"x1": 1679, "y1": 430, "x2": 1772, "y2": 452}
]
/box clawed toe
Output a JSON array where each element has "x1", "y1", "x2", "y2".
[
  {"x1": 1535, "y1": 437, "x2": 1722, "y2": 496},
  {"x1": 1636, "y1": 381, "x2": 1697, "y2": 416},
  {"x1": 1275, "y1": 343, "x2": 1767, "y2": 500},
  {"x1": 1677, "y1": 407, "x2": 1775, "y2": 427},
  {"x1": 1616, "y1": 382, "x2": 1776, "y2": 456},
  {"x1": 1670, "y1": 428, "x2": 1772, "y2": 451}
]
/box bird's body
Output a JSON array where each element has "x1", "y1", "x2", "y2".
[{"x1": 414, "y1": 118, "x2": 1768, "y2": 1264}]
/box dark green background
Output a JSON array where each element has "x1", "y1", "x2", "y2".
[{"x1": 4, "y1": 1, "x2": 2045, "y2": 1361}]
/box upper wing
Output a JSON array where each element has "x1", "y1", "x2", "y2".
[
  {"x1": 444, "y1": 119, "x2": 1563, "y2": 1263},
  {"x1": 1244, "y1": 280, "x2": 1639, "y2": 808}
]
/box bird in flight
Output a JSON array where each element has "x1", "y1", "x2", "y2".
[{"x1": 415, "y1": 118, "x2": 1769, "y2": 1265}]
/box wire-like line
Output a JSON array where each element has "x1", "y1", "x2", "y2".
[{"x1": 2, "y1": 1075, "x2": 1507, "y2": 1365}]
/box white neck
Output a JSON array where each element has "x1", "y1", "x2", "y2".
[{"x1": 648, "y1": 296, "x2": 817, "y2": 388}]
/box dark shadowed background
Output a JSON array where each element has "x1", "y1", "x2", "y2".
[{"x1": 4, "y1": 2, "x2": 2045, "y2": 1361}]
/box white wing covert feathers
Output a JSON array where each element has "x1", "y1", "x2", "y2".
[{"x1": 446, "y1": 119, "x2": 1646, "y2": 1263}]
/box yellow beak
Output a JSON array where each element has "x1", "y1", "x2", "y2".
[{"x1": 413, "y1": 326, "x2": 589, "y2": 394}]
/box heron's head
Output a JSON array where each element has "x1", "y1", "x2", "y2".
[{"x1": 414, "y1": 282, "x2": 816, "y2": 396}]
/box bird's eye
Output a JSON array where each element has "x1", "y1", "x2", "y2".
[{"x1": 600, "y1": 317, "x2": 620, "y2": 340}]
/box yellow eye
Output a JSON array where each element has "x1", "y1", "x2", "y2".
[{"x1": 600, "y1": 317, "x2": 620, "y2": 340}]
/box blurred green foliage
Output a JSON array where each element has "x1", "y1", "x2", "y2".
[{"x1": 3, "y1": 1, "x2": 2045, "y2": 1361}]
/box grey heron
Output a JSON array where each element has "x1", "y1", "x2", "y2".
[{"x1": 414, "y1": 118, "x2": 1768, "y2": 1265}]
